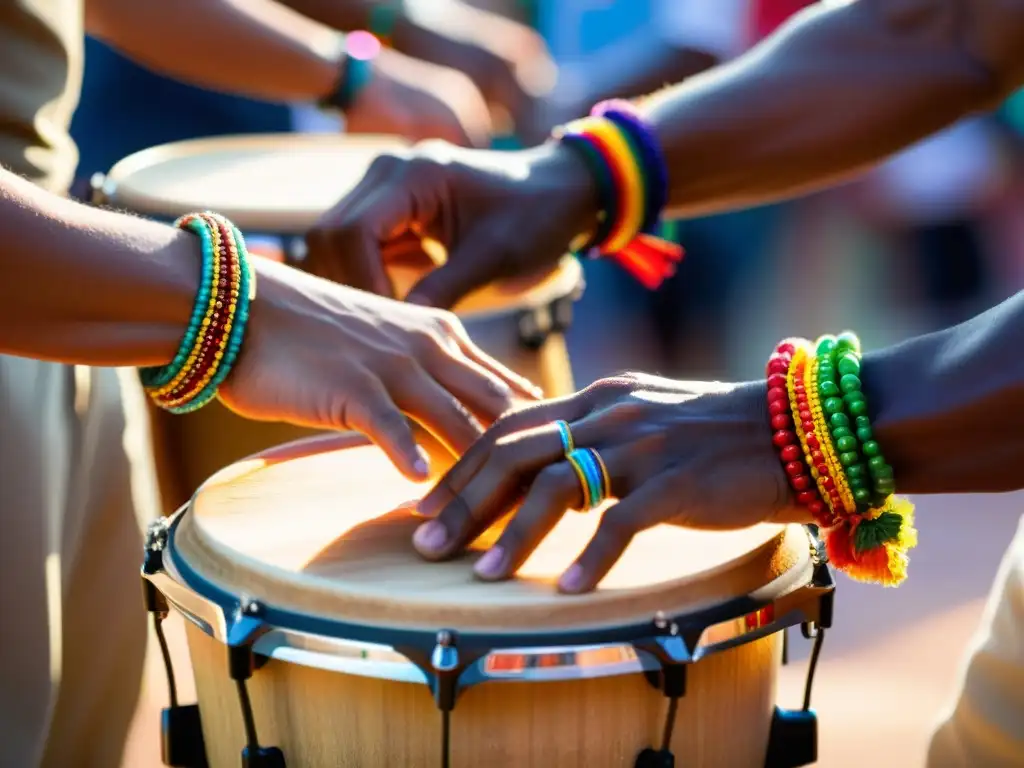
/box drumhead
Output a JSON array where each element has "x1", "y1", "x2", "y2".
[
  {"x1": 104, "y1": 133, "x2": 407, "y2": 233},
  {"x1": 170, "y1": 434, "x2": 809, "y2": 635}
]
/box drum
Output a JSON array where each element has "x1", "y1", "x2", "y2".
[
  {"x1": 94, "y1": 134, "x2": 584, "y2": 514},
  {"x1": 142, "y1": 434, "x2": 834, "y2": 768}
]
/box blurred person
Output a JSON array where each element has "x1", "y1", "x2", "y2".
[
  {"x1": 0, "y1": 0, "x2": 526, "y2": 765},
  {"x1": 854, "y1": 117, "x2": 1009, "y2": 329}
]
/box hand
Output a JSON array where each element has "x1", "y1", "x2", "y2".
[
  {"x1": 304, "y1": 141, "x2": 599, "y2": 305},
  {"x1": 346, "y1": 47, "x2": 492, "y2": 148},
  {"x1": 218, "y1": 257, "x2": 542, "y2": 479},
  {"x1": 410, "y1": 373, "x2": 806, "y2": 593},
  {"x1": 392, "y1": 0, "x2": 555, "y2": 131}
]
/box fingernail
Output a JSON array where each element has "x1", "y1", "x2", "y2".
[
  {"x1": 396, "y1": 499, "x2": 420, "y2": 511},
  {"x1": 414, "y1": 520, "x2": 448, "y2": 552},
  {"x1": 531, "y1": 385, "x2": 544, "y2": 398},
  {"x1": 474, "y1": 546, "x2": 505, "y2": 579},
  {"x1": 558, "y1": 564, "x2": 584, "y2": 592},
  {"x1": 414, "y1": 447, "x2": 431, "y2": 478}
]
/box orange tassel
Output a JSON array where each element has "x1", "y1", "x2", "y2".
[{"x1": 608, "y1": 234, "x2": 684, "y2": 290}]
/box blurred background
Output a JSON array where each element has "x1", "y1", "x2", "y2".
[{"x1": 67, "y1": 1, "x2": 1024, "y2": 766}]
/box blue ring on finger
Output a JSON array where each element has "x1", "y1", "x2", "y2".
[
  {"x1": 575, "y1": 448, "x2": 606, "y2": 508},
  {"x1": 554, "y1": 420, "x2": 575, "y2": 455}
]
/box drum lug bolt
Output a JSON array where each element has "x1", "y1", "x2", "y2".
[
  {"x1": 242, "y1": 597, "x2": 263, "y2": 617},
  {"x1": 432, "y1": 630, "x2": 459, "y2": 672}
]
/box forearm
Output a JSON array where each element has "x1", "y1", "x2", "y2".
[
  {"x1": 278, "y1": 0, "x2": 379, "y2": 31},
  {"x1": 0, "y1": 169, "x2": 197, "y2": 367},
  {"x1": 861, "y1": 291, "x2": 1024, "y2": 495},
  {"x1": 641, "y1": 0, "x2": 1017, "y2": 217},
  {"x1": 85, "y1": 0, "x2": 343, "y2": 104}
]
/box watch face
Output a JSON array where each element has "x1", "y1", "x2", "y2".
[{"x1": 348, "y1": 30, "x2": 382, "y2": 61}]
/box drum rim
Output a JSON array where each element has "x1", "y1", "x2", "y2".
[
  {"x1": 147, "y1": 507, "x2": 830, "y2": 685},
  {"x1": 102, "y1": 132, "x2": 409, "y2": 233}
]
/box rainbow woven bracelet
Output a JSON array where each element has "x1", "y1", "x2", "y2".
[
  {"x1": 767, "y1": 333, "x2": 917, "y2": 586},
  {"x1": 141, "y1": 212, "x2": 255, "y2": 415},
  {"x1": 552, "y1": 101, "x2": 683, "y2": 289}
]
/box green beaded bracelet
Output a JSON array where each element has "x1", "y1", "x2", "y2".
[
  {"x1": 139, "y1": 219, "x2": 215, "y2": 389},
  {"x1": 825, "y1": 332, "x2": 897, "y2": 506},
  {"x1": 815, "y1": 335, "x2": 873, "y2": 511}
]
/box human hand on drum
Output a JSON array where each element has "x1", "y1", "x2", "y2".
[
  {"x1": 411, "y1": 373, "x2": 810, "y2": 592},
  {"x1": 391, "y1": 0, "x2": 555, "y2": 132},
  {"x1": 346, "y1": 47, "x2": 492, "y2": 148},
  {"x1": 305, "y1": 141, "x2": 597, "y2": 306},
  {"x1": 217, "y1": 257, "x2": 541, "y2": 479}
]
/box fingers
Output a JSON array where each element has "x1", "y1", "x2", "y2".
[
  {"x1": 305, "y1": 153, "x2": 414, "y2": 297},
  {"x1": 412, "y1": 422, "x2": 567, "y2": 560},
  {"x1": 425, "y1": 349, "x2": 518, "y2": 426},
  {"x1": 393, "y1": 367, "x2": 484, "y2": 458},
  {"x1": 343, "y1": 374, "x2": 428, "y2": 481},
  {"x1": 415, "y1": 395, "x2": 587, "y2": 519},
  {"x1": 405, "y1": 227, "x2": 503, "y2": 309},
  {"x1": 443, "y1": 322, "x2": 543, "y2": 401},
  {"x1": 557, "y1": 473, "x2": 679, "y2": 594},
  {"x1": 472, "y1": 460, "x2": 583, "y2": 581}
]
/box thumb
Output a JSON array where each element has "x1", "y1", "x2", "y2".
[{"x1": 405, "y1": 238, "x2": 502, "y2": 309}]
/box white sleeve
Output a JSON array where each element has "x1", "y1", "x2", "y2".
[{"x1": 653, "y1": 0, "x2": 749, "y2": 60}]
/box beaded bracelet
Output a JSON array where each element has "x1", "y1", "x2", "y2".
[
  {"x1": 767, "y1": 333, "x2": 917, "y2": 586},
  {"x1": 141, "y1": 212, "x2": 255, "y2": 415},
  {"x1": 552, "y1": 102, "x2": 683, "y2": 290}
]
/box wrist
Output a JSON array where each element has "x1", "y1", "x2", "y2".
[
  {"x1": 525, "y1": 142, "x2": 602, "y2": 246},
  {"x1": 320, "y1": 31, "x2": 379, "y2": 112}
]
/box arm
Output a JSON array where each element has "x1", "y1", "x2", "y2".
[
  {"x1": 84, "y1": 0, "x2": 343, "y2": 104},
  {"x1": 635, "y1": 0, "x2": 1024, "y2": 216},
  {"x1": 863, "y1": 289, "x2": 1024, "y2": 494},
  {"x1": 0, "y1": 168, "x2": 198, "y2": 367}
]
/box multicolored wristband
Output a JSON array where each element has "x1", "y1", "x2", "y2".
[
  {"x1": 766, "y1": 333, "x2": 917, "y2": 586},
  {"x1": 141, "y1": 212, "x2": 256, "y2": 415},
  {"x1": 552, "y1": 100, "x2": 683, "y2": 290}
]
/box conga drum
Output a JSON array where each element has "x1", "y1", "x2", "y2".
[
  {"x1": 93, "y1": 134, "x2": 584, "y2": 514},
  {"x1": 142, "y1": 434, "x2": 834, "y2": 768}
]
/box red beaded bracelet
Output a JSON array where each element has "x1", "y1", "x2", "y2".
[{"x1": 765, "y1": 338, "x2": 832, "y2": 526}]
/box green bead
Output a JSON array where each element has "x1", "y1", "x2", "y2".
[
  {"x1": 816, "y1": 336, "x2": 837, "y2": 357},
  {"x1": 843, "y1": 390, "x2": 866, "y2": 405},
  {"x1": 875, "y1": 478, "x2": 896, "y2": 495},
  {"x1": 840, "y1": 451, "x2": 859, "y2": 466},
  {"x1": 853, "y1": 487, "x2": 872, "y2": 505},
  {"x1": 837, "y1": 354, "x2": 861, "y2": 377},
  {"x1": 829, "y1": 413, "x2": 850, "y2": 429},
  {"x1": 839, "y1": 374, "x2": 862, "y2": 393},
  {"x1": 836, "y1": 330, "x2": 860, "y2": 350},
  {"x1": 849, "y1": 476, "x2": 869, "y2": 490},
  {"x1": 848, "y1": 400, "x2": 869, "y2": 417},
  {"x1": 833, "y1": 426, "x2": 854, "y2": 440},
  {"x1": 818, "y1": 365, "x2": 835, "y2": 382},
  {"x1": 847, "y1": 463, "x2": 868, "y2": 479},
  {"x1": 871, "y1": 464, "x2": 894, "y2": 480},
  {"x1": 861, "y1": 440, "x2": 881, "y2": 457},
  {"x1": 856, "y1": 427, "x2": 873, "y2": 443},
  {"x1": 824, "y1": 397, "x2": 844, "y2": 414},
  {"x1": 868, "y1": 456, "x2": 888, "y2": 472},
  {"x1": 837, "y1": 436, "x2": 858, "y2": 452},
  {"x1": 819, "y1": 380, "x2": 840, "y2": 398},
  {"x1": 855, "y1": 415, "x2": 871, "y2": 429}
]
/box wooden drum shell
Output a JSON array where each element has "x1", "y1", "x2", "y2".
[{"x1": 186, "y1": 622, "x2": 780, "y2": 768}]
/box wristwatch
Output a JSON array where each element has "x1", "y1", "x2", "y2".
[{"x1": 320, "y1": 31, "x2": 381, "y2": 112}]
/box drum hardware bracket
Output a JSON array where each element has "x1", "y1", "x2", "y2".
[
  {"x1": 517, "y1": 294, "x2": 577, "y2": 350},
  {"x1": 764, "y1": 529, "x2": 832, "y2": 768},
  {"x1": 226, "y1": 598, "x2": 288, "y2": 768},
  {"x1": 633, "y1": 615, "x2": 690, "y2": 767},
  {"x1": 142, "y1": 518, "x2": 210, "y2": 768}
]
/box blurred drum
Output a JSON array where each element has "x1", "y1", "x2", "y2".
[
  {"x1": 94, "y1": 134, "x2": 583, "y2": 513},
  {"x1": 142, "y1": 434, "x2": 834, "y2": 768}
]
